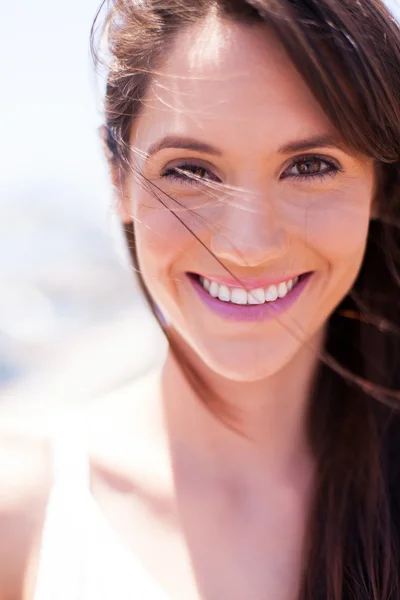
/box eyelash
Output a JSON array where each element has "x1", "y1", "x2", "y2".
[
  {"x1": 161, "y1": 155, "x2": 341, "y2": 186},
  {"x1": 161, "y1": 163, "x2": 221, "y2": 186},
  {"x1": 283, "y1": 155, "x2": 341, "y2": 182}
]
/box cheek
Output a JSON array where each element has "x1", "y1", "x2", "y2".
[
  {"x1": 133, "y1": 187, "x2": 195, "y2": 288},
  {"x1": 293, "y1": 184, "x2": 373, "y2": 264}
]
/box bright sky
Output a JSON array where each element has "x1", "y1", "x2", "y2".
[
  {"x1": 0, "y1": 0, "x2": 109, "y2": 225},
  {"x1": 1, "y1": 0, "x2": 399, "y2": 226}
]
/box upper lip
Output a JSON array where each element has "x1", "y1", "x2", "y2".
[{"x1": 189, "y1": 271, "x2": 310, "y2": 289}]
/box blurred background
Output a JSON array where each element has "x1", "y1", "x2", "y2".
[
  {"x1": 0, "y1": 0, "x2": 165, "y2": 409},
  {"x1": 1, "y1": 0, "x2": 399, "y2": 408}
]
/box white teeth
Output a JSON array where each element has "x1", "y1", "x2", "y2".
[
  {"x1": 265, "y1": 285, "x2": 278, "y2": 302},
  {"x1": 218, "y1": 284, "x2": 230, "y2": 302},
  {"x1": 203, "y1": 278, "x2": 211, "y2": 291},
  {"x1": 198, "y1": 275, "x2": 301, "y2": 304},
  {"x1": 247, "y1": 288, "x2": 265, "y2": 304},
  {"x1": 209, "y1": 281, "x2": 219, "y2": 298},
  {"x1": 277, "y1": 282, "x2": 288, "y2": 299},
  {"x1": 231, "y1": 288, "x2": 249, "y2": 305}
]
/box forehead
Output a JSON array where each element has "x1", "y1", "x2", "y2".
[{"x1": 132, "y1": 17, "x2": 332, "y2": 151}]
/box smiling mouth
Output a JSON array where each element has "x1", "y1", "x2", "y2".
[{"x1": 187, "y1": 272, "x2": 311, "y2": 306}]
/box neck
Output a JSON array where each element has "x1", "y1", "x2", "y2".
[{"x1": 160, "y1": 328, "x2": 325, "y2": 489}]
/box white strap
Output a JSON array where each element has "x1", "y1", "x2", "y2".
[
  {"x1": 50, "y1": 411, "x2": 90, "y2": 491},
  {"x1": 34, "y1": 411, "x2": 91, "y2": 600},
  {"x1": 35, "y1": 409, "x2": 174, "y2": 600}
]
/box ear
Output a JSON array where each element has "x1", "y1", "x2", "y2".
[
  {"x1": 99, "y1": 125, "x2": 133, "y2": 224},
  {"x1": 110, "y1": 164, "x2": 133, "y2": 225}
]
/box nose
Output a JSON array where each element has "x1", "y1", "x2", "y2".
[{"x1": 209, "y1": 193, "x2": 288, "y2": 268}]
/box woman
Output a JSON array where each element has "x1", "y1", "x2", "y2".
[{"x1": 1, "y1": 0, "x2": 400, "y2": 598}]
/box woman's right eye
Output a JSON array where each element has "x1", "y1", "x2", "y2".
[{"x1": 161, "y1": 163, "x2": 221, "y2": 186}]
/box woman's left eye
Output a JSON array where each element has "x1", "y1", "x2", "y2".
[{"x1": 282, "y1": 155, "x2": 341, "y2": 182}]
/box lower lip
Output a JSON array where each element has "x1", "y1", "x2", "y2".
[{"x1": 188, "y1": 273, "x2": 313, "y2": 322}]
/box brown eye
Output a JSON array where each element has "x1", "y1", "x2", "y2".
[
  {"x1": 162, "y1": 162, "x2": 221, "y2": 185},
  {"x1": 188, "y1": 166, "x2": 209, "y2": 179},
  {"x1": 282, "y1": 154, "x2": 340, "y2": 182},
  {"x1": 296, "y1": 157, "x2": 322, "y2": 175}
]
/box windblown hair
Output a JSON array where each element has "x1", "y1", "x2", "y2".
[{"x1": 91, "y1": 1, "x2": 400, "y2": 598}]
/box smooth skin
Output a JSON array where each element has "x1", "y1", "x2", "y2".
[{"x1": 0, "y1": 15, "x2": 376, "y2": 600}]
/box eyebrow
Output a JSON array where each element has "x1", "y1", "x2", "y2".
[
  {"x1": 277, "y1": 134, "x2": 345, "y2": 154},
  {"x1": 146, "y1": 133, "x2": 345, "y2": 157},
  {"x1": 147, "y1": 136, "x2": 222, "y2": 157}
]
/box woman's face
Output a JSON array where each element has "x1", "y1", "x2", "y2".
[{"x1": 120, "y1": 17, "x2": 376, "y2": 381}]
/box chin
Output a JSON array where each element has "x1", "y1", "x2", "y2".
[
  {"x1": 165, "y1": 304, "x2": 324, "y2": 383},
  {"x1": 190, "y1": 338, "x2": 305, "y2": 383}
]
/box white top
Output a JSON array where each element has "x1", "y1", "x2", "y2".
[{"x1": 33, "y1": 413, "x2": 171, "y2": 600}]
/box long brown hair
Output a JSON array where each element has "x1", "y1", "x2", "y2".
[{"x1": 91, "y1": 1, "x2": 400, "y2": 598}]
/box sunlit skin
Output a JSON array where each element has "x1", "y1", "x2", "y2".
[
  {"x1": 104, "y1": 15, "x2": 377, "y2": 599},
  {"x1": 120, "y1": 17, "x2": 374, "y2": 380},
  {"x1": 117, "y1": 16, "x2": 374, "y2": 411}
]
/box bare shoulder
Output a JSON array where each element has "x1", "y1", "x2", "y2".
[
  {"x1": 83, "y1": 366, "x2": 165, "y2": 477},
  {"x1": 84, "y1": 366, "x2": 162, "y2": 433},
  {"x1": 0, "y1": 417, "x2": 53, "y2": 600},
  {"x1": 0, "y1": 417, "x2": 52, "y2": 508}
]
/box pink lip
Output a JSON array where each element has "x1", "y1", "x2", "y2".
[
  {"x1": 188, "y1": 272, "x2": 313, "y2": 322},
  {"x1": 194, "y1": 273, "x2": 304, "y2": 289}
]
